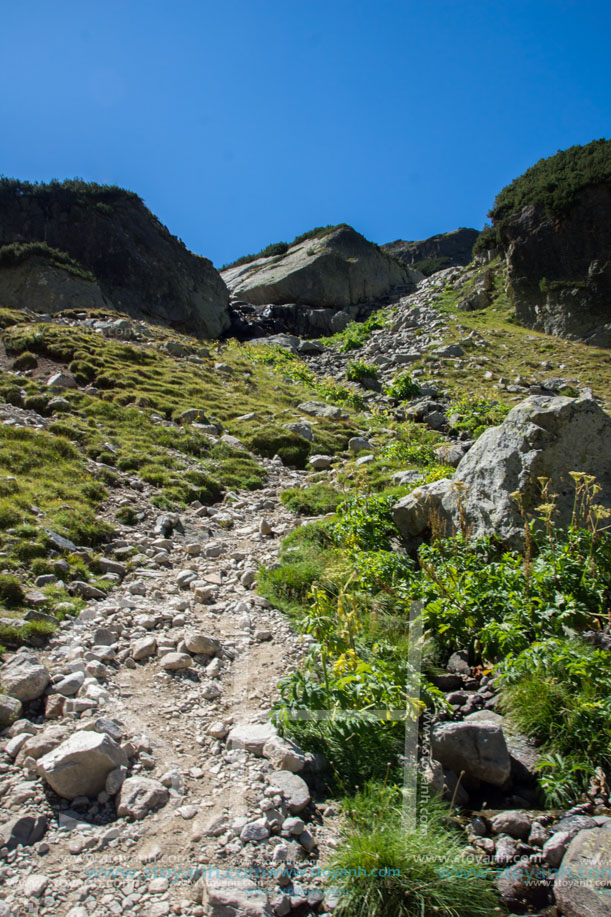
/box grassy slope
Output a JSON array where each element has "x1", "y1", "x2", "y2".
[{"x1": 0, "y1": 307, "x2": 362, "y2": 650}]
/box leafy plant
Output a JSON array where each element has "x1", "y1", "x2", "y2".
[
  {"x1": 447, "y1": 397, "x2": 509, "y2": 438},
  {"x1": 333, "y1": 493, "x2": 399, "y2": 551},
  {"x1": 500, "y1": 637, "x2": 611, "y2": 799},
  {"x1": 384, "y1": 373, "x2": 421, "y2": 402},
  {"x1": 346, "y1": 361, "x2": 378, "y2": 384}
]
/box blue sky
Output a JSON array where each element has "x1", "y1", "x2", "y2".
[{"x1": 1, "y1": 0, "x2": 609, "y2": 266}]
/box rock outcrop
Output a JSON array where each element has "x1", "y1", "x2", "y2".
[
  {"x1": 382, "y1": 227, "x2": 479, "y2": 274},
  {"x1": 393, "y1": 395, "x2": 611, "y2": 549},
  {"x1": 501, "y1": 186, "x2": 611, "y2": 345},
  {"x1": 0, "y1": 180, "x2": 230, "y2": 338},
  {"x1": 222, "y1": 224, "x2": 417, "y2": 309},
  {"x1": 0, "y1": 252, "x2": 109, "y2": 314}
]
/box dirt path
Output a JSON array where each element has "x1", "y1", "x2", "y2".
[{"x1": 0, "y1": 457, "x2": 340, "y2": 917}]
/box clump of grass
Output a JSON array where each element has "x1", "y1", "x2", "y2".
[
  {"x1": 281, "y1": 483, "x2": 342, "y2": 516},
  {"x1": 258, "y1": 521, "x2": 338, "y2": 618},
  {"x1": 500, "y1": 637, "x2": 611, "y2": 804},
  {"x1": 12, "y1": 351, "x2": 38, "y2": 371},
  {"x1": 328, "y1": 783, "x2": 499, "y2": 917},
  {"x1": 0, "y1": 575, "x2": 25, "y2": 607}
]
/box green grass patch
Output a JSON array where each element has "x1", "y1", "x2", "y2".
[
  {"x1": 328, "y1": 784, "x2": 499, "y2": 917},
  {"x1": 281, "y1": 483, "x2": 343, "y2": 516}
]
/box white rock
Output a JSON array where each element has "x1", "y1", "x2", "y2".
[{"x1": 24, "y1": 874, "x2": 49, "y2": 898}]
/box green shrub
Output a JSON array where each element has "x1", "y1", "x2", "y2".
[
  {"x1": 0, "y1": 575, "x2": 25, "y2": 607},
  {"x1": 346, "y1": 361, "x2": 378, "y2": 383},
  {"x1": 384, "y1": 373, "x2": 421, "y2": 401},
  {"x1": 281, "y1": 483, "x2": 342, "y2": 516},
  {"x1": 447, "y1": 397, "x2": 509, "y2": 438},
  {"x1": 418, "y1": 525, "x2": 611, "y2": 662},
  {"x1": 490, "y1": 138, "x2": 611, "y2": 228},
  {"x1": 333, "y1": 493, "x2": 399, "y2": 551}
]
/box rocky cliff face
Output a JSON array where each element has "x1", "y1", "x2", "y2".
[
  {"x1": 0, "y1": 181, "x2": 230, "y2": 338},
  {"x1": 500, "y1": 185, "x2": 611, "y2": 345},
  {"x1": 382, "y1": 227, "x2": 479, "y2": 274},
  {"x1": 222, "y1": 224, "x2": 419, "y2": 308},
  {"x1": 0, "y1": 253, "x2": 109, "y2": 315}
]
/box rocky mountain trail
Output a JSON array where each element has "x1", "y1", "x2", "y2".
[{"x1": 0, "y1": 452, "x2": 345, "y2": 917}]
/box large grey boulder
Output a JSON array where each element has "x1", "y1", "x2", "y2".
[
  {"x1": 1, "y1": 652, "x2": 50, "y2": 702},
  {"x1": 554, "y1": 827, "x2": 611, "y2": 916},
  {"x1": 393, "y1": 395, "x2": 611, "y2": 549},
  {"x1": 222, "y1": 225, "x2": 417, "y2": 308},
  {"x1": 0, "y1": 256, "x2": 109, "y2": 315},
  {"x1": 37, "y1": 730, "x2": 127, "y2": 799},
  {"x1": 431, "y1": 719, "x2": 511, "y2": 786}
]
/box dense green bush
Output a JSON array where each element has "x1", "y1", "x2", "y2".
[
  {"x1": 490, "y1": 138, "x2": 611, "y2": 227},
  {"x1": 281, "y1": 483, "x2": 342, "y2": 516},
  {"x1": 384, "y1": 372, "x2": 421, "y2": 402},
  {"x1": 346, "y1": 360, "x2": 378, "y2": 384},
  {"x1": 447, "y1": 397, "x2": 509, "y2": 437}
]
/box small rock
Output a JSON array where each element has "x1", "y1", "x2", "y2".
[
  {"x1": 267, "y1": 770, "x2": 311, "y2": 814},
  {"x1": 0, "y1": 693, "x2": 22, "y2": 727},
  {"x1": 226, "y1": 721, "x2": 278, "y2": 756},
  {"x1": 184, "y1": 632, "x2": 221, "y2": 655},
  {"x1": 161, "y1": 652, "x2": 192, "y2": 671},
  {"x1": 24, "y1": 874, "x2": 49, "y2": 898},
  {"x1": 116, "y1": 776, "x2": 169, "y2": 820}
]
